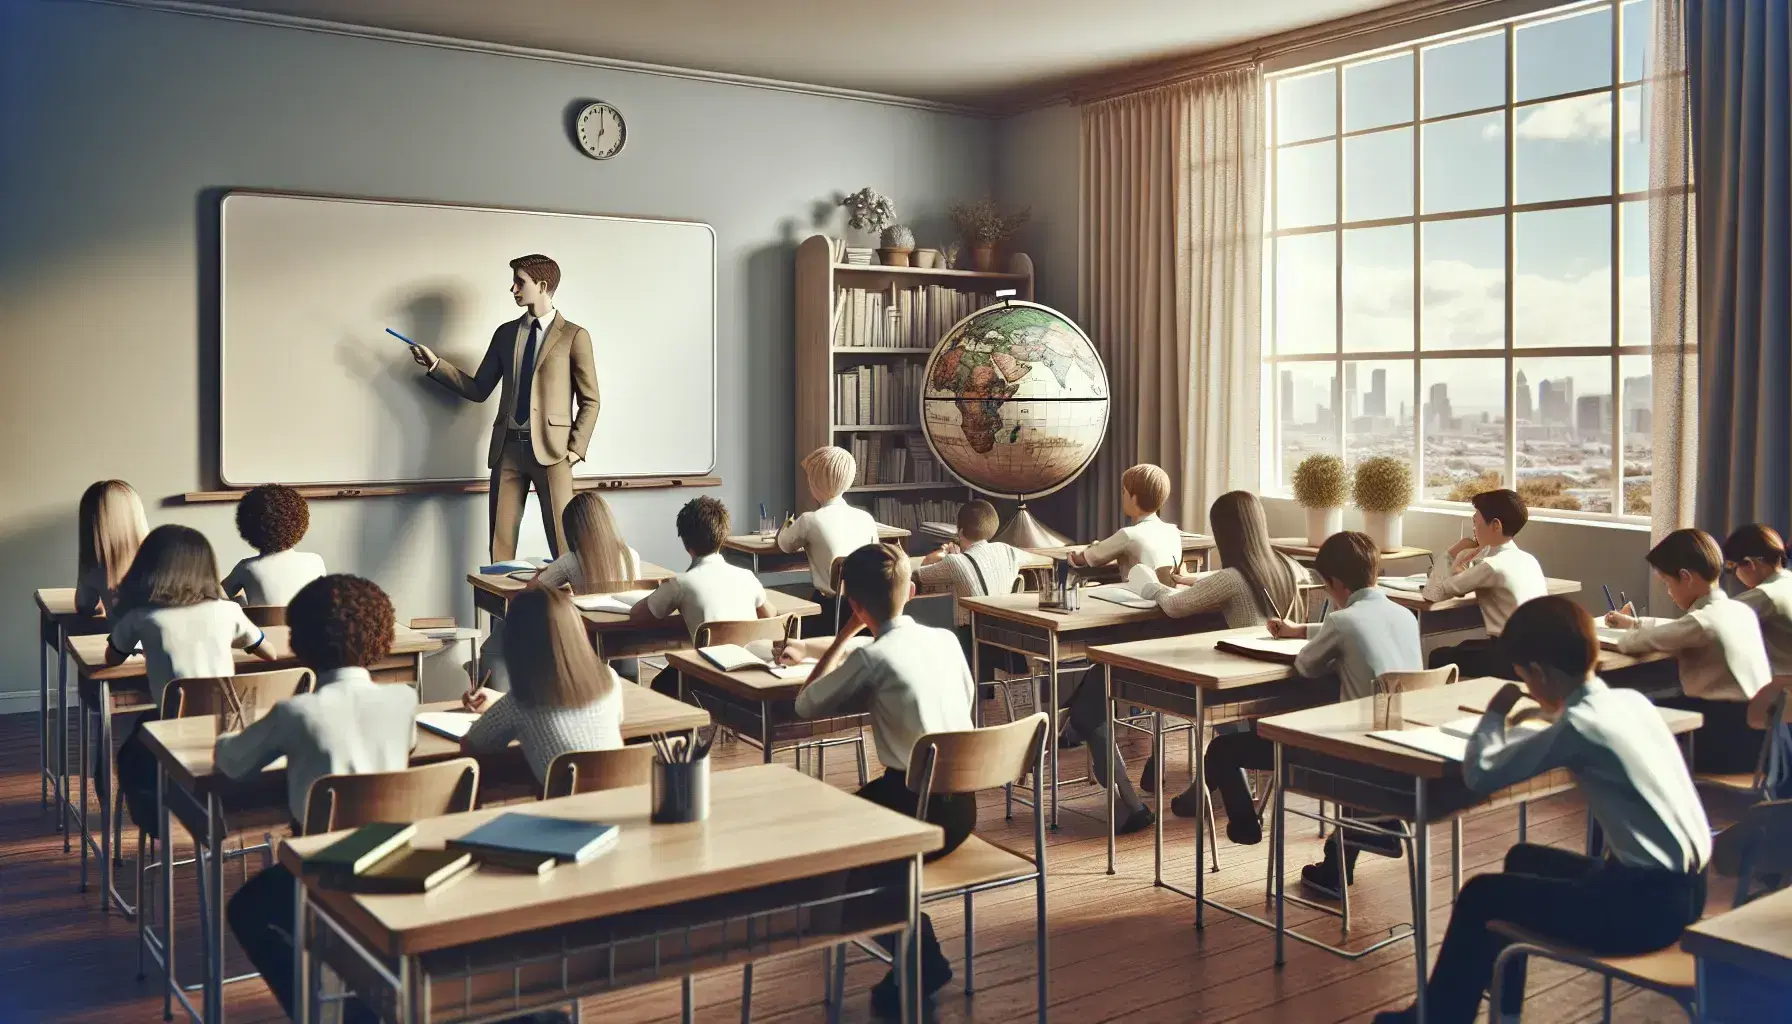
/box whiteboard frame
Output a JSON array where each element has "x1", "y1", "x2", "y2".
[{"x1": 218, "y1": 188, "x2": 719, "y2": 489}]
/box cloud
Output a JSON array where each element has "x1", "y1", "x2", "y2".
[{"x1": 1474, "y1": 91, "x2": 1644, "y2": 144}]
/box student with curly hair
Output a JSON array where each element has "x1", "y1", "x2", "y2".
[
  {"x1": 221, "y1": 575, "x2": 419, "y2": 1024},
  {"x1": 222, "y1": 483, "x2": 326, "y2": 607}
]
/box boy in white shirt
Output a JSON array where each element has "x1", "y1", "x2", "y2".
[
  {"x1": 788, "y1": 542, "x2": 975, "y2": 1014},
  {"x1": 1377, "y1": 597, "x2": 1709, "y2": 1024},
  {"x1": 634, "y1": 496, "x2": 773, "y2": 693},
  {"x1": 1070, "y1": 463, "x2": 1183, "y2": 579},
  {"x1": 1606, "y1": 527, "x2": 1770, "y2": 773},
  {"x1": 1723, "y1": 523, "x2": 1792, "y2": 674},
  {"x1": 777, "y1": 446, "x2": 880, "y2": 606},
  {"x1": 220, "y1": 483, "x2": 327, "y2": 608},
  {"x1": 913, "y1": 498, "x2": 1024, "y2": 636},
  {"x1": 1423, "y1": 488, "x2": 1547, "y2": 679}
]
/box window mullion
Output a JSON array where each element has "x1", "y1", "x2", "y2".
[
  {"x1": 1503, "y1": 21, "x2": 1518, "y2": 492},
  {"x1": 1609, "y1": 0, "x2": 1624, "y2": 516}
]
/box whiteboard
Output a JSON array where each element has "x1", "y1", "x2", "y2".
[{"x1": 220, "y1": 192, "x2": 716, "y2": 486}]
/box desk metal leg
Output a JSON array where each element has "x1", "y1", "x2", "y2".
[
  {"x1": 1152, "y1": 713, "x2": 1165, "y2": 886},
  {"x1": 40, "y1": 619, "x2": 49, "y2": 808},
  {"x1": 98, "y1": 679, "x2": 125, "y2": 917},
  {"x1": 161, "y1": 765, "x2": 175, "y2": 1022},
  {"x1": 61, "y1": 637, "x2": 72, "y2": 852},
  {"x1": 970, "y1": 614, "x2": 982, "y2": 728},
  {"x1": 1412, "y1": 785, "x2": 1431, "y2": 1024},
  {"x1": 1193, "y1": 688, "x2": 1207, "y2": 929},
  {"x1": 79, "y1": 696, "x2": 90, "y2": 891},
  {"x1": 206, "y1": 792, "x2": 226, "y2": 1023},
  {"x1": 681, "y1": 977, "x2": 695, "y2": 1024},
  {"x1": 1451, "y1": 819, "x2": 1464, "y2": 898},
  {"x1": 1104, "y1": 666, "x2": 1116, "y2": 875},
  {"x1": 1047, "y1": 632, "x2": 1060, "y2": 830},
  {"x1": 1273, "y1": 742, "x2": 1285, "y2": 966}
]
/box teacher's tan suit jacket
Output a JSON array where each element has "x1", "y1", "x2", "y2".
[{"x1": 427, "y1": 314, "x2": 601, "y2": 468}]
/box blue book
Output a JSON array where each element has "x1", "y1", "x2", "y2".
[
  {"x1": 480, "y1": 557, "x2": 550, "y2": 576},
  {"x1": 445, "y1": 813, "x2": 620, "y2": 864}
]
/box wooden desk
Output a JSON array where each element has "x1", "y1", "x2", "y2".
[
  {"x1": 1382, "y1": 577, "x2": 1583, "y2": 636},
  {"x1": 1684, "y1": 886, "x2": 1792, "y2": 1023},
  {"x1": 961, "y1": 591, "x2": 1216, "y2": 828},
  {"x1": 137, "y1": 683, "x2": 709, "y2": 1023},
  {"x1": 1256, "y1": 679, "x2": 1702, "y2": 1022},
  {"x1": 36, "y1": 587, "x2": 107, "y2": 848},
  {"x1": 1272, "y1": 538, "x2": 1433, "y2": 568},
  {"x1": 278, "y1": 764, "x2": 941, "y2": 1023},
  {"x1": 720, "y1": 524, "x2": 911, "y2": 577},
  {"x1": 1087, "y1": 627, "x2": 1339, "y2": 880},
  {"x1": 1029, "y1": 532, "x2": 1217, "y2": 579},
  {"x1": 464, "y1": 560, "x2": 675, "y2": 619},
  {"x1": 66, "y1": 626, "x2": 442, "y2": 920},
  {"x1": 663, "y1": 650, "x2": 869, "y2": 776}
]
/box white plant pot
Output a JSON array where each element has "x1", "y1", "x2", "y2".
[
  {"x1": 1304, "y1": 506, "x2": 1343, "y2": 547},
  {"x1": 1362, "y1": 510, "x2": 1405, "y2": 553}
]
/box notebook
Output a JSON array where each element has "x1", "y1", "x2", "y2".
[
  {"x1": 572, "y1": 589, "x2": 654, "y2": 614},
  {"x1": 470, "y1": 847, "x2": 559, "y2": 876},
  {"x1": 1368, "y1": 726, "x2": 1469, "y2": 761},
  {"x1": 1436, "y1": 715, "x2": 1549, "y2": 741},
  {"x1": 416, "y1": 711, "x2": 480, "y2": 741},
  {"x1": 1215, "y1": 636, "x2": 1310, "y2": 664},
  {"x1": 699, "y1": 643, "x2": 772, "y2": 672},
  {"x1": 1378, "y1": 575, "x2": 1426, "y2": 593},
  {"x1": 1595, "y1": 626, "x2": 1628, "y2": 651},
  {"x1": 1088, "y1": 586, "x2": 1156, "y2": 610},
  {"x1": 481, "y1": 558, "x2": 549, "y2": 576},
  {"x1": 447, "y1": 813, "x2": 620, "y2": 864},
  {"x1": 302, "y1": 822, "x2": 417, "y2": 876},
  {"x1": 329, "y1": 848, "x2": 474, "y2": 894}
]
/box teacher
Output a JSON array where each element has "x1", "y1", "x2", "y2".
[{"x1": 410, "y1": 254, "x2": 600, "y2": 560}]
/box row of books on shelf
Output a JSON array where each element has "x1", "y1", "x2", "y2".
[
  {"x1": 835, "y1": 363, "x2": 926, "y2": 426},
  {"x1": 868, "y1": 497, "x2": 964, "y2": 539},
  {"x1": 846, "y1": 431, "x2": 946, "y2": 486},
  {"x1": 831, "y1": 286, "x2": 998, "y2": 349}
]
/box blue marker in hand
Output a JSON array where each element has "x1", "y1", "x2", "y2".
[{"x1": 385, "y1": 328, "x2": 418, "y2": 347}]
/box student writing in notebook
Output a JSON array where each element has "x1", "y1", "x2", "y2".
[
  {"x1": 460, "y1": 586, "x2": 623, "y2": 786},
  {"x1": 777, "y1": 445, "x2": 879, "y2": 614},
  {"x1": 221, "y1": 576, "x2": 421, "y2": 1024},
  {"x1": 1376, "y1": 596, "x2": 1709, "y2": 1024},
  {"x1": 632, "y1": 497, "x2": 773, "y2": 693},
  {"x1": 1605, "y1": 528, "x2": 1770, "y2": 773},
  {"x1": 790, "y1": 542, "x2": 975, "y2": 1014},
  {"x1": 1722, "y1": 522, "x2": 1792, "y2": 674},
  {"x1": 105, "y1": 525, "x2": 277, "y2": 836},
  {"x1": 1422, "y1": 488, "x2": 1547, "y2": 679},
  {"x1": 75, "y1": 479, "x2": 148, "y2": 618},
  {"x1": 221, "y1": 483, "x2": 326, "y2": 608},
  {"x1": 1068, "y1": 462, "x2": 1182, "y2": 579}
]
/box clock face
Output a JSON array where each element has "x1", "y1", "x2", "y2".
[{"x1": 576, "y1": 102, "x2": 626, "y2": 160}]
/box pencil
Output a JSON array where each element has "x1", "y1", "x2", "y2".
[{"x1": 1601, "y1": 584, "x2": 1615, "y2": 611}]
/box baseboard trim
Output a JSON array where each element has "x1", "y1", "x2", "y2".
[{"x1": 0, "y1": 691, "x2": 55, "y2": 717}]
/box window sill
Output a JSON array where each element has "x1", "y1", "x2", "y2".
[{"x1": 1262, "y1": 495, "x2": 1653, "y2": 533}]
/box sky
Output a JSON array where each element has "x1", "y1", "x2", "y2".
[{"x1": 1266, "y1": 0, "x2": 1663, "y2": 425}]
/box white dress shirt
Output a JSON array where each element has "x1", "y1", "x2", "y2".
[
  {"x1": 1080, "y1": 513, "x2": 1184, "y2": 579},
  {"x1": 1616, "y1": 589, "x2": 1771, "y2": 701},
  {"x1": 911, "y1": 540, "x2": 1025, "y2": 625},
  {"x1": 212, "y1": 666, "x2": 419, "y2": 824},
  {"x1": 534, "y1": 546, "x2": 643, "y2": 591},
  {"x1": 222, "y1": 549, "x2": 327, "y2": 608},
  {"x1": 108, "y1": 600, "x2": 268, "y2": 709},
  {"x1": 462, "y1": 677, "x2": 625, "y2": 784},
  {"x1": 507, "y1": 309, "x2": 557, "y2": 430},
  {"x1": 1736, "y1": 568, "x2": 1792, "y2": 676},
  {"x1": 776, "y1": 498, "x2": 881, "y2": 595},
  {"x1": 794, "y1": 615, "x2": 975, "y2": 771},
  {"x1": 1293, "y1": 587, "x2": 1426, "y2": 701},
  {"x1": 644, "y1": 552, "x2": 770, "y2": 640},
  {"x1": 1464, "y1": 677, "x2": 1712, "y2": 873},
  {"x1": 1420, "y1": 539, "x2": 1548, "y2": 636}
]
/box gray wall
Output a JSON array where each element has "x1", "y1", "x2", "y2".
[{"x1": 0, "y1": 0, "x2": 993, "y2": 708}]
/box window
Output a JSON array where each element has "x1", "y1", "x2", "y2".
[{"x1": 1261, "y1": 0, "x2": 1680, "y2": 521}]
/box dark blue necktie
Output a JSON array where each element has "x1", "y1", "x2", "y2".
[{"x1": 514, "y1": 318, "x2": 541, "y2": 426}]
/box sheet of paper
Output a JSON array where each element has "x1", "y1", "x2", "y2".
[
  {"x1": 1368, "y1": 726, "x2": 1468, "y2": 761},
  {"x1": 1378, "y1": 575, "x2": 1426, "y2": 593},
  {"x1": 1087, "y1": 586, "x2": 1156, "y2": 609},
  {"x1": 1595, "y1": 626, "x2": 1628, "y2": 651},
  {"x1": 416, "y1": 711, "x2": 479, "y2": 740},
  {"x1": 572, "y1": 589, "x2": 654, "y2": 614}
]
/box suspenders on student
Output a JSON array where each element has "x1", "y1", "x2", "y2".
[{"x1": 960, "y1": 551, "x2": 992, "y2": 597}]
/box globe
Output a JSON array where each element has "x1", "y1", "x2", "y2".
[{"x1": 921, "y1": 299, "x2": 1109, "y2": 501}]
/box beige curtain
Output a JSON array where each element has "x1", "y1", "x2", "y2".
[
  {"x1": 1648, "y1": 0, "x2": 1696, "y2": 540},
  {"x1": 1078, "y1": 66, "x2": 1263, "y2": 537}
]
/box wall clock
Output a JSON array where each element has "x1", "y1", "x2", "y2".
[{"x1": 575, "y1": 101, "x2": 626, "y2": 160}]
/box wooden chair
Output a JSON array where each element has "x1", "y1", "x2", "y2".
[
  {"x1": 829, "y1": 556, "x2": 848, "y2": 631},
  {"x1": 1695, "y1": 677, "x2": 1792, "y2": 802},
  {"x1": 541, "y1": 747, "x2": 654, "y2": 799},
  {"x1": 301, "y1": 758, "x2": 480, "y2": 835},
  {"x1": 823, "y1": 713, "x2": 1052, "y2": 1023},
  {"x1": 1488, "y1": 799, "x2": 1792, "y2": 1022},
  {"x1": 242, "y1": 605, "x2": 286, "y2": 628}
]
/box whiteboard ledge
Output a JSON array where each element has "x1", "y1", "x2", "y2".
[{"x1": 181, "y1": 476, "x2": 721, "y2": 503}]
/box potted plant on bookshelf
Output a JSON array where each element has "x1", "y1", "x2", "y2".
[
  {"x1": 1352, "y1": 455, "x2": 1414, "y2": 553},
  {"x1": 949, "y1": 197, "x2": 1029, "y2": 272},
  {"x1": 880, "y1": 223, "x2": 917, "y2": 267},
  {"x1": 840, "y1": 188, "x2": 913, "y2": 266},
  {"x1": 1292, "y1": 453, "x2": 1347, "y2": 547}
]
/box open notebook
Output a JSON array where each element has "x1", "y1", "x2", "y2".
[
  {"x1": 572, "y1": 589, "x2": 655, "y2": 614},
  {"x1": 698, "y1": 641, "x2": 813, "y2": 680},
  {"x1": 416, "y1": 710, "x2": 480, "y2": 741},
  {"x1": 1087, "y1": 564, "x2": 1170, "y2": 610},
  {"x1": 1378, "y1": 575, "x2": 1426, "y2": 593},
  {"x1": 1215, "y1": 635, "x2": 1310, "y2": 664},
  {"x1": 1370, "y1": 715, "x2": 1548, "y2": 761}
]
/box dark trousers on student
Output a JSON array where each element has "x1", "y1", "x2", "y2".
[
  {"x1": 1419, "y1": 843, "x2": 1705, "y2": 1024},
  {"x1": 854, "y1": 768, "x2": 977, "y2": 985},
  {"x1": 1061, "y1": 670, "x2": 1148, "y2": 816},
  {"x1": 1662, "y1": 695, "x2": 1760, "y2": 774},
  {"x1": 101, "y1": 711, "x2": 162, "y2": 842},
  {"x1": 1204, "y1": 727, "x2": 1274, "y2": 835},
  {"x1": 1427, "y1": 637, "x2": 1517, "y2": 680}
]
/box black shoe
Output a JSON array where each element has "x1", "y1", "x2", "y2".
[
  {"x1": 870, "y1": 958, "x2": 953, "y2": 1017},
  {"x1": 1057, "y1": 723, "x2": 1083, "y2": 749},
  {"x1": 1225, "y1": 806, "x2": 1263, "y2": 846},
  {"x1": 1168, "y1": 784, "x2": 1205, "y2": 819},
  {"x1": 1372, "y1": 1009, "x2": 1417, "y2": 1024},
  {"x1": 1298, "y1": 855, "x2": 1355, "y2": 900},
  {"x1": 1138, "y1": 755, "x2": 1157, "y2": 793},
  {"x1": 1116, "y1": 805, "x2": 1156, "y2": 835}
]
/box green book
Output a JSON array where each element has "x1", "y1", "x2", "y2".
[
  {"x1": 327, "y1": 848, "x2": 473, "y2": 894},
  {"x1": 302, "y1": 822, "x2": 417, "y2": 876},
  {"x1": 470, "y1": 847, "x2": 559, "y2": 876}
]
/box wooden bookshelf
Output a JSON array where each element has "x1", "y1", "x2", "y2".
[{"x1": 793, "y1": 234, "x2": 1034, "y2": 523}]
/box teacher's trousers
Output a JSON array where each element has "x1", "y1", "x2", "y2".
[{"x1": 490, "y1": 437, "x2": 574, "y2": 561}]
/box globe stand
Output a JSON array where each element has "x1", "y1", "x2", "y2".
[{"x1": 993, "y1": 502, "x2": 1071, "y2": 549}]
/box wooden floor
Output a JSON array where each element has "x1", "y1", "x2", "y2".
[{"x1": 3, "y1": 696, "x2": 1709, "y2": 1024}]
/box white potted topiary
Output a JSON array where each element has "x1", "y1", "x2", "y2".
[
  {"x1": 1292, "y1": 453, "x2": 1347, "y2": 547},
  {"x1": 1352, "y1": 456, "x2": 1414, "y2": 553}
]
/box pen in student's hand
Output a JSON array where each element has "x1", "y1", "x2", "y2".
[
  {"x1": 1318, "y1": 598, "x2": 1330, "y2": 621},
  {"x1": 1601, "y1": 584, "x2": 1616, "y2": 611}
]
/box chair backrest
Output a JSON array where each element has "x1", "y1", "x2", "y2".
[
  {"x1": 907, "y1": 713, "x2": 1051, "y2": 797},
  {"x1": 1746, "y1": 676, "x2": 1792, "y2": 730},
  {"x1": 1712, "y1": 799, "x2": 1792, "y2": 906},
  {"x1": 301, "y1": 758, "x2": 480, "y2": 836},
  {"x1": 243, "y1": 604, "x2": 286, "y2": 628},
  {"x1": 541, "y1": 746, "x2": 655, "y2": 799},
  {"x1": 829, "y1": 556, "x2": 847, "y2": 596},
  {"x1": 694, "y1": 615, "x2": 796, "y2": 648},
  {"x1": 906, "y1": 591, "x2": 957, "y2": 631},
  {"x1": 1375, "y1": 665, "x2": 1458, "y2": 695},
  {"x1": 162, "y1": 668, "x2": 315, "y2": 721}
]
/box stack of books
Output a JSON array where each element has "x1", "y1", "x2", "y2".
[
  {"x1": 446, "y1": 812, "x2": 622, "y2": 876},
  {"x1": 842, "y1": 247, "x2": 875, "y2": 265},
  {"x1": 830, "y1": 286, "x2": 998, "y2": 349},
  {"x1": 834, "y1": 363, "x2": 925, "y2": 426},
  {"x1": 870, "y1": 497, "x2": 964, "y2": 537},
  {"x1": 846, "y1": 432, "x2": 939, "y2": 486},
  {"x1": 302, "y1": 823, "x2": 473, "y2": 894}
]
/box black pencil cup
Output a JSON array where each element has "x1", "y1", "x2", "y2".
[{"x1": 651, "y1": 757, "x2": 710, "y2": 823}]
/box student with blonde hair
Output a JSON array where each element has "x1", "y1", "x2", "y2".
[
  {"x1": 75, "y1": 479, "x2": 149, "y2": 618},
  {"x1": 534, "y1": 491, "x2": 642, "y2": 591},
  {"x1": 221, "y1": 483, "x2": 326, "y2": 607},
  {"x1": 1070, "y1": 463, "x2": 1182, "y2": 578},
  {"x1": 777, "y1": 446, "x2": 879, "y2": 603},
  {"x1": 461, "y1": 586, "x2": 623, "y2": 785}
]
